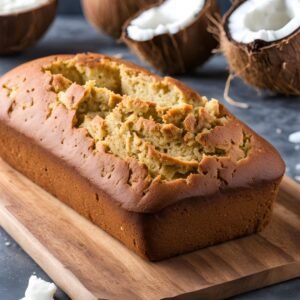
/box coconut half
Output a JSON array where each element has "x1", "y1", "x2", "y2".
[
  {"x1": 81, "y1": 0, "x2": 159, "y2": 38},
  {"x1": 221, "y1": 0, "x2": 300, "y2": 95},
  {"x1": 0, "y1": 0, "x2": 57, "y2": 55},
  {"x1": 122, "y1": 0, "x2": 219, "y2": 74}
]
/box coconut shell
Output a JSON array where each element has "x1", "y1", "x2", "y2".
[
  {"x1": 220, "y1": 0, "x2": 300, "y2": 96},
  {"x1": 81, "y1": 0, "x2": 159, "y2": 38},
  {"x1": 0, "y1": 0, "x2": 57, "y2": 55},
  {"x1": 122, "y1": 0, "x2": 219, "y2": 74}
]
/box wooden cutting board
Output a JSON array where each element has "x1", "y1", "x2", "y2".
[{"x1": 0, "y1": 158, "x2": 299, "y2": 300}]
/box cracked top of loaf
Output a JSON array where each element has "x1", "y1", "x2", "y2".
[{"x1": 0, "y1": 53, "x2": 285, "y2": 213}]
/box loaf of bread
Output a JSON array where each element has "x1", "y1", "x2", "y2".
[{"x1": 0, "y1": 53, "x2": 284, "y2": 260}]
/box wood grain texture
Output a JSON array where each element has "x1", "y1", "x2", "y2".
[{"x1": 0, "y1": 158, "x2": 299, "y2": 300}]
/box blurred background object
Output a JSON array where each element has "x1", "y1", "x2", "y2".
[
  {"x1": 0, "y1": 0, "x2": 57, "y2": 54},
  {"x1": 81, "y1": 0, "x2": 160, "y2": 38}
]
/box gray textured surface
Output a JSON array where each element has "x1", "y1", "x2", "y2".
[{"x1": 0, "y1": 16, "x2": 299, "y2": 300}]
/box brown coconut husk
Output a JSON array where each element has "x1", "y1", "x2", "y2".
[
  {"x1": 0, "y1": 0, "x2": 57, "y2": 55},
  {"x1": 220, "y1": 0, "x2": 300, "y2": 96},
  {"x1": 81, "y1": 0, "x2": 160, "y2": 39},
  {"x1": 122, "y1": 0, "x2": 220, "y2": 75}
]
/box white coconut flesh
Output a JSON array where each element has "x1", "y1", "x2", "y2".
[
  {"x1": 0, "y1": 0, "x2": 50, "y2": 15},
  {"x1": 127, "y1": 0, "x2": 205, "y2": 42},
  {"x1": 228, "y1": 0, "x2": 300, "y2": 44}
]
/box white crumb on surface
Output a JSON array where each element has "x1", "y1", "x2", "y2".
[
  {"x1": 113, "y1": 53, "x2": 124, "y2": 59},
  {"x1": 276, "y1": 128, "x2": 282, "y2": 134},
  {"x1": 296, "y1": 164, "x2": 300, "y2": 171},
  {"x1": 19, "y1": 275, "x2": 57, "y2": 300},
  {"x1": 4, "y1": 241, "x2": 11, "y2": 247},
  {"x1": 289, "y1": 131, "x2": 300, "y2": 144}
]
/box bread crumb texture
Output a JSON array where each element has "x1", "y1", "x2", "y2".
[{"x1": 40, "y1": 56, "x2": 250, "y2": 180}]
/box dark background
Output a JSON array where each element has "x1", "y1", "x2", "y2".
[{"x1": 57, "y1": 0, "x2": 230, "y2": 15}]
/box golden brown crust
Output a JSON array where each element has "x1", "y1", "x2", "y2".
[{"x1": 0, "y1": 53, "x2": 285, "y2": 213}]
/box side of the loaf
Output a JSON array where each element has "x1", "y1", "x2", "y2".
[{"x1": 0, "y1": 121, "x2": 280, "y2": 260}]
